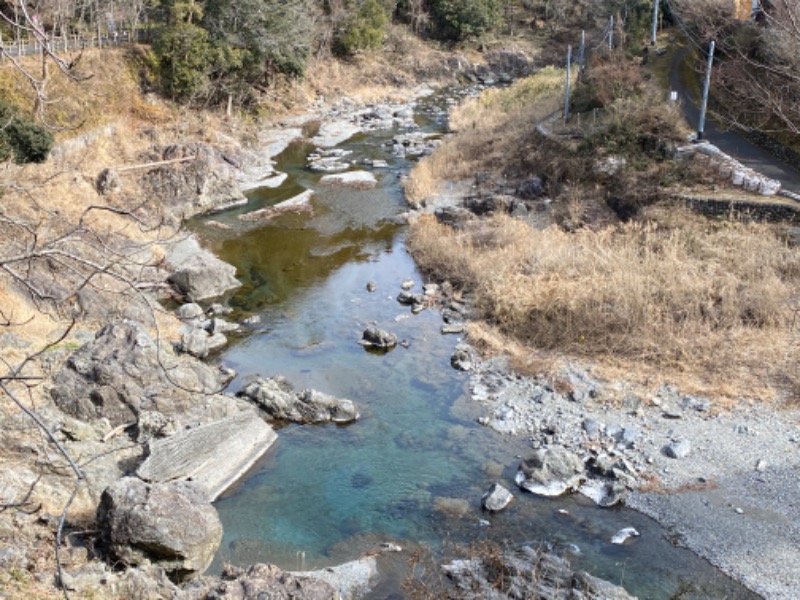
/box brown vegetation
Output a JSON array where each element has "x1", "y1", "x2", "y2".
[{"x1": 408, "y1": 208, "x2": 800, "y2": 401}]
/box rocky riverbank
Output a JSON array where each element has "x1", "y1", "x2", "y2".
[{"x1": 401, "y1": 173, "x2": 800, "y2": 598}]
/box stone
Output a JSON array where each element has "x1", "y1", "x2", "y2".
[
  {"x1": 97, "y1": 477, "x2": 222, "y2": 581},
  {"x1": 665, "y1": 439, "x2": 692, "y2": 459},
  {"x1": 137, "y1": 410, "x2": 277, "y2": 501},
  {"x1": 49, "y1": 320, "x2": 243, "y2": 430},
  {"x1": 209, "y1": 318, "x2": 241, "y2": 335},
  {"x1": 441, "y1": 323, "x2": 464, "y2": 335},
  {"x1": 401, "y1": 279, "x2": 415, "y2": 290},
  {"x1": 397, "y1": 291, "x2": 424, "y2": 306},
  {"x1": 201, "y1": 563, "x2": 336, "y2": 600},
  {"x1": 366, "y1": 281, "x2": 377, "y2": 292},
  {"x1": 515, "y1": 447, "x2": 586, "y2": 497},
  {"x1": 139, "y1": 142, "x2": 246, "y2": 219},
  {"x1": 580, "y1": 479, "x2": 627, "y2": 507},
  {"x1": 180, "y1": 328, "x2": 212, "y2": 358},
  {"x1": 319, "y1": 170, "x2": 377, "y2": 189},
  {"x1": 481, "y1": 483, "x2": 514, "y2": 512},
  {"x1": 237, "y1": 377, "x2": 359, "y2": 424},
  {"x1": 178, "y1": 303, "x2": 204, "y2": 320},
  {"x1": 610, "y1": 527, "x2": 640, "y2": 545},
  {"x1": 442, "y1": 546, "x2": 635, "y2": 599},
  {"x1": 238, "y1": 190, "x2": 315, "y2": 222},
  {"x1": 582, "y1": 418, "x2": 601, "y2": 439},
  {"x1": 516, "y1": 176, "x2": 545, "y2": 199},
  {"x1": 166, "y1": 238, "x2": 241, "y2": 302},
  {"x1": 451, "y1": 346, "x2": 473, "y2": 371},
  {"x1": 359, "y1": 327, "x2": 397, "y2": 351}
]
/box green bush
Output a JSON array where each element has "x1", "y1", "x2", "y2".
[
  {"x1": 0, "y1": 102, "x2": 54, "y2": 164},
  {"x1": 153, "y1": 23, "x2": 214, "y2": 100},
  {"x1": 335, "y1": 0, "x2": 388, "y2": 56},
  {"x1": 430, "y1": 0, "x2": 502, "y2": 41}
]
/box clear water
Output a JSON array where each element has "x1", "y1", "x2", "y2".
[{"x1": 193, "y1": 93, "x2": 758, "y2": 599}]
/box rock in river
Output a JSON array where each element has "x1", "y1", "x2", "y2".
[
  {"x1": 360, "y1": 327, "x2": 398, "y2": 351},
  {"x1": 481, "y1": 483, "x2": 514, "y2": 513},
  {"x1": 97, "y1": 477, "x2": 222, "y2": 581},
  {"x1": 137, "y1": 410, "x2": 277, "y2": 501},
  {"x1": 166, "y1": 237, "x2": 241, "y2": 302},
  {"x1": 238, "y1": 376, "x2": 360, "y2": 424},
  {"x1": 515, "y1": 447, "x2": 586, "y2": 497}
]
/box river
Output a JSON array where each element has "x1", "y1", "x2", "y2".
[{"x1": 191, "y1": 90, "x2": 757, "y2": 599}]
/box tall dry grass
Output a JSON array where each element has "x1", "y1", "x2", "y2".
[
  {"x1": 408, "y1": 209, "x2": 800, "y2": 398},
  {"x1": 405, "y1": 67, "x2": 566, "y2": 204}
]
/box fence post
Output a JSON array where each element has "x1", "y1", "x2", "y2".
[
  {"x1": 564, "y1": 45, "x2": 572, "y2": 123},
  {"x1": 697, "y1": 40, "x2": 716, "y2": 141}
]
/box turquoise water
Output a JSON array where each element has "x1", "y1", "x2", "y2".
[{"x1": 196, "y1": 93, "x2": 758, "y2": 599}]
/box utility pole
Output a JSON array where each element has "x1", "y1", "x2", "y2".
[
  {"x1": 697, "y1": 40, "x2": 715, "y2": 141},
  {"x1": 564, "y1": 45, "x2": 572, "y2": 123},
  {"x1": 651, "y1": 0, "x2": 660, "y2": 46},
  {"x1": 609, "y1": 16, "x2": 614, "y2": 51},
  {"x1": 578, "y1": 30, "x2": 586, "y2": 80}
]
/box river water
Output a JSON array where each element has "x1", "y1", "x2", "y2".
[{"x1": 193, "y1": 92, "x2": 757, "y2": 599}]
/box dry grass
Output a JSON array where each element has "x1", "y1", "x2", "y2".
[
  {"x1": 408, "y1": 209, "x2": 800, "y2": 400},
  {"x1": 405, "y1": 67, "x2": 566, "y2": 203}
]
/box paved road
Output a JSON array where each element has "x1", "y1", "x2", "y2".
[{"x1": 670, "y1": 46, "x2": 800, "y2": 195}]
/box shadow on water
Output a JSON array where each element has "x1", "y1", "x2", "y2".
[{"x1": 193, "y1": 91, "x2": 759, "y2": 599}]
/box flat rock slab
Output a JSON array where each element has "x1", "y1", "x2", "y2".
[
  {"x1": 137, "y1": 410, "x2": 277, "y2": 502},
  {"x1": 319, "y1": 171, "x2": 377, "y2": 189},
  {"x1": 312, "y1": 121, "x2": 363, "y2": 147},
  {"x1": 238, "y1": 190, "x2": 314, "y2": 222}
]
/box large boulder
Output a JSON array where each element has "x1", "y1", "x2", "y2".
[
  {"x1": 166, "y1": 238, "x2": 241, "y2": 302},
  {"x1": 515, "y1": 447, "x2": 586, "y2": 497},
  {"x1": 442, "y1": 545, "x2": 634, "y2": 599},
  {"x1": 97, "y1": 478, "x2": 222, "y2": 581},
  {"x1": 137, "y1": 411, "x2": 278, "y2": 501},
  {"x1": 139, "y1": 142, "x2": 246, "y2": 219},
  {"x1": 49, "y1": 320, "x2": 241, "y2": 430},
  {"x1": 237, "y1": 377, "x2": 359, "y2": 424}
]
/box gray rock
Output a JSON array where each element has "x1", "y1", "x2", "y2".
[
  {"x1": 139, "y1": 142, "x2": 246, "y2": 219},
  {"x1": 481, "y1": 483, "x2": 514, "y2": 512},
  {"x1": 397, "y1": 291, "x2": 424, "y2": 306},
  {"x1": 580, "y1": 479, "x2": 628, "y2": 507},
  {"x1": 665, "y1": 439, "x2": 692, "y2": 459},
  {"x1": 441, "y1": 323, "x2": 465, "y2": 335},
  {"x1": 206, "y1": 332, "x2": 228, "y2": 352},
  {"x1": 360, "y1": 327, "x2": 397, "y2": 351},
  {"x1": 49, "y1": 320, "x2": 242, "y2": 430},
  {"x1": 366, "y1": 281, "x2": 377, "y2": 292},
  {"x1": 611, "y1": 527, "x2": 640, "y2": 545},
  {"x1": 516, "y1": 176, "x2": 544, "y2": 199},
  {"x1": 180, "y1": 328, "x2": 212, "y2": 358},
  {"x1": 441, "y1": 545, "x2": 634, "y2": 599},
  {"x1": 238, "y1": 377, "x2": 359, "y2": 424},
  {"x1": 138, "y1": 411, "x2": 277, "y2": 501},
  {"x1": 209, "y1": 318, "x2": 241, "y2": 335},
  {"x1": 97, "y1": 477, "x2": 222, "y2": 581},
  {"x1": 243, "y1": 315, "x2": 262, "y2": 326},
  {"x1": 168, "y1": 247, "x2": 241, "y2": 302},
  {"x1": 582, "y1": 418, "x2": 600, "y2": 439},
  {"x1": 199, "y1": 563, "x2": 336, "y2": 600},
  {"x1": 515, "y1": 447, "x2": 586, "y2": 497},
  {"x1": 178, "y1": 303, "x2": 204, "y2": 320},
  {"x1": 451, "y1": 346, "x2": 473, "y2": 371}
]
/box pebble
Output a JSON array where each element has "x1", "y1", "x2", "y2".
[
  {"x1": 611, "y1": 527, "x2": 640, "y2": 544},
  {"x1": 366, "y1": 281, "x2": 377, "y2": 292},
  {"x1": 735, "y1": 507, "x2": 744, "y2": 514},
  {"x1": 401, "y1": 279, "x2": 415, "y2": 290},
  {"x1": 665, "y1": 439, "x2": 692, "y2": 459}
]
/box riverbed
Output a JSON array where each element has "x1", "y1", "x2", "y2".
[{"x1": 191, "y1": 91, "x2": 758, "y2": 599}]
